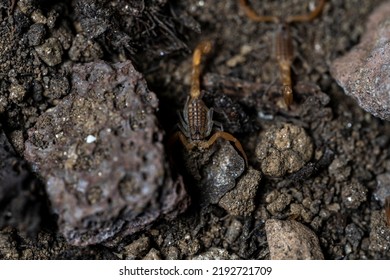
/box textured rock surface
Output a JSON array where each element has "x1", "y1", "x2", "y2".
[
  {"x1": 181, "y1": 141, "x2": 246, "y2": 206},
  {"x1": 219, "y1": 167, "x2": 261, "y2": 216},
  {"x1": 256, "y1": 123, "x2": 313, "y2": 177},
  {"x1": 24, "y1": 60, "x2": 188, "y2": 246},
  {"x1": 190, "y1": 247, "x2": 240, "y2": 260},
  {"x1": 341, "y1": 179, "x2": 367, "y2": 209},
  {"x1": 265, "y1": 219, "x2": 324, "y2": 260},
  {"x1": 331, "y1": 2, "x2": 390, "y2": 121},
  {"x1": 374, "y1": 173, "x2": 390, "y2": 205},
  {"x1": 369, "y1": 211, "x2": 390, "y2": 252},
  {"x1": 199, "y1": 142, "x2": 245, "y2": 205}
]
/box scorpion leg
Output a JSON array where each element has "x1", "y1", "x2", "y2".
[
  {"x1": 199, "y1": 131, "x2": 248, "y2": 166},
  {"x1": 178, "y1": 111, "x2": 190, "y2": 138},
  {"x1": 238, "y1": 0, "x2": 279, "y2": 23},
  {"x1": 169, "y1": 131, "x2": 197, "y2": 151},
  {"x1": 167, "y1": 131, "x2": 197, "y2": 167},
  {"x1": 286, "y1": 0, "x2": 327, "y2": 23}
]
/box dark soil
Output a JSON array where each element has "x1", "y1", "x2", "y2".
[{"x1": 0, "y1": 0, "x2": 389, "y2": 259}]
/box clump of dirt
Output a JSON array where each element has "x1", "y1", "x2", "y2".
[
  {"x1": 0, "y1": 0, "x2": 390, "y2": 260},
  {"x1": 255, "y1": 123, "x2": 314, "y2": 177}
]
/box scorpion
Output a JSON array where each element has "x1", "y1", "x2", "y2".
[
  {"x1": 239, "y1": 0, "x2": 326, "y2": 106},
  {"x1": 169, "y1": 41, "x2": 248, "y2": 166}
]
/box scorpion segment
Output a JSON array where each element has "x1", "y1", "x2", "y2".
[
  {"x1": 185, "y1": 97, "x2": 213, "y2": 141},
  {"x1": 275, "y1": 23, "x2": 294, "y2": 106},
  {"x1": 274, "y1": 23, "x2": 293, "y2": 65},
  {"x1": 198, "y1": 131, "x2": 248, "y2": 166},
  {"x1": 278, "y1": 58, "x2": 293, "y2": 106},
  {"x1": 191, "y1": 40, "x2": 213, "y2": 99}
]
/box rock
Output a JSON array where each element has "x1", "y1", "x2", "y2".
[
  {"x1": 328, "y1": 156, "x2": 351, "y2": 182},
  {"x1": 219, "y1": 167, "x2": 261, "y2": 216},
  {"x1": 330, "y1": 2, "x2": 390, "y2": 121},
  {"x1": 192, "y1": 141, "x2": 245, "y2": 206},
  {"x1": 265, "y1": 219, "x2": 324, "y2": 260},
  {"x1": 35, "y1": 38, "x2": 63, "y2": 66},
  {"x1": 0, "y1": 231, "x2": 19, "y2": 259},
  {"x1": 224, "y1": 219, "x2": 243, "y2": 244},
  {"x1": 143, "y1": 248, "x2": 161, "y2": 260},
  {"x1": 374, "y1": 173, "x2": 390, "y2": 206},
  {"x1": 345, "y1": 223, "x2": 364, "y2": 250},
  {"x1": 341, "y1": 180, "x2": 367, "y2": 209},
  {"x1": 178, "y1": 235, "x2": 201, "y2": 257},
  {"x1": 25, "y1": 60, "x2": 189, "y2": 246},
  {"x1": 256, "y1": 123, "x2": 313, "y2": 177},
  {"x1": 123, "y1": 236, "x2": 151, "y2": 260},
  {"x1": 369, "y1": 211, "x2": 390, "y2": 252},
  {"x1": 266, "y1": 191, "x2": 292, "y2": 215},
  {"x1": 8, "y1": 84, "x2": 26, "y2": 104},
  {"x1": 190, "y1": 247, "x2": 240, "y2": 260},
  {"x1": 27, "y1": 23, "x2": 46, "y2": 47},
  {"x1": 69, "y1": 34, "x2": 103, "y2": 62},
  {"x1": 164, "y1": 246, "x2": 180, "y2": 260},
  {"x1": 289, "y1": 203, "x2": 313, "y2": 223},
  {"x1": 42, "y1": 75, "x2": 70, "y2": 100}
]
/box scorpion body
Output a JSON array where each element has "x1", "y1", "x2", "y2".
[{"x1": 170, "y1": 41, "x2": 248, "y2": 165}]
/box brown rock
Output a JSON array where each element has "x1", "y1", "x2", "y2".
[
  {"x1": 24, "y1": 60, "x2": 188, "y2": 246},
  {"x1": 331, "y1": 2, "x2": 390, "y2": 121},
  {"x1": 265, "y1": 219, "x2": 324, "y2": 260},
  {"x1": 219, "y1": 167, "x2": 261, "y2": 216}
]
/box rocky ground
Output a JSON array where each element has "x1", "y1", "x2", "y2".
[{"x1": 0, "y1": 0, "x2": 389, "y2": 259}]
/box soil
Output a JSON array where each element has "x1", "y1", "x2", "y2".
[{"x1": 0, "y1": 0, "x2": 389, "y2": 259}]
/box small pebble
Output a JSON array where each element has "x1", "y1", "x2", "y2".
[
  {"x1": 35, "y1": 38, "x2": 63, "y2": 66},
  {"x1": 219, "y1": 167, "x2": 261, "y2": 216},
  {"x1": 142, "y1": 248, "x2": 161, "y2": 260},
  {"x1": 123, "y1": 236, "x2": 151, "y2": 260},
  {"x1": 374, "y1": 173, "x2": 390, "y2": 206},
  {"x1": 266, "y1": 193, "x2": 292, "y2": 215},
  {"x1": 328, "y1": 156, "x2": 351, "y2": 182},
  {"x1": 190, "y1": 247, "x2": 240, "y2": 260},
  {"x1": 265, "y1": 219, "x2": 324, "y2": 260},
  {"x1": 341, "y1": 180, "x2": 367, "y2": 209},
  {"x1": 224, "y1": 219, "x2": 243, "y2": 244},
  {"x1": 345, "y1": 223, "x2": 363, "y2": 249}
]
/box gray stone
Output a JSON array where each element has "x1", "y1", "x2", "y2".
[
  {"x1": 265, "y1": 219, "x2": 324, "y2": 260},
  {"x1": 331, "y1": 2, "x2": 390, "y2": 121}
]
